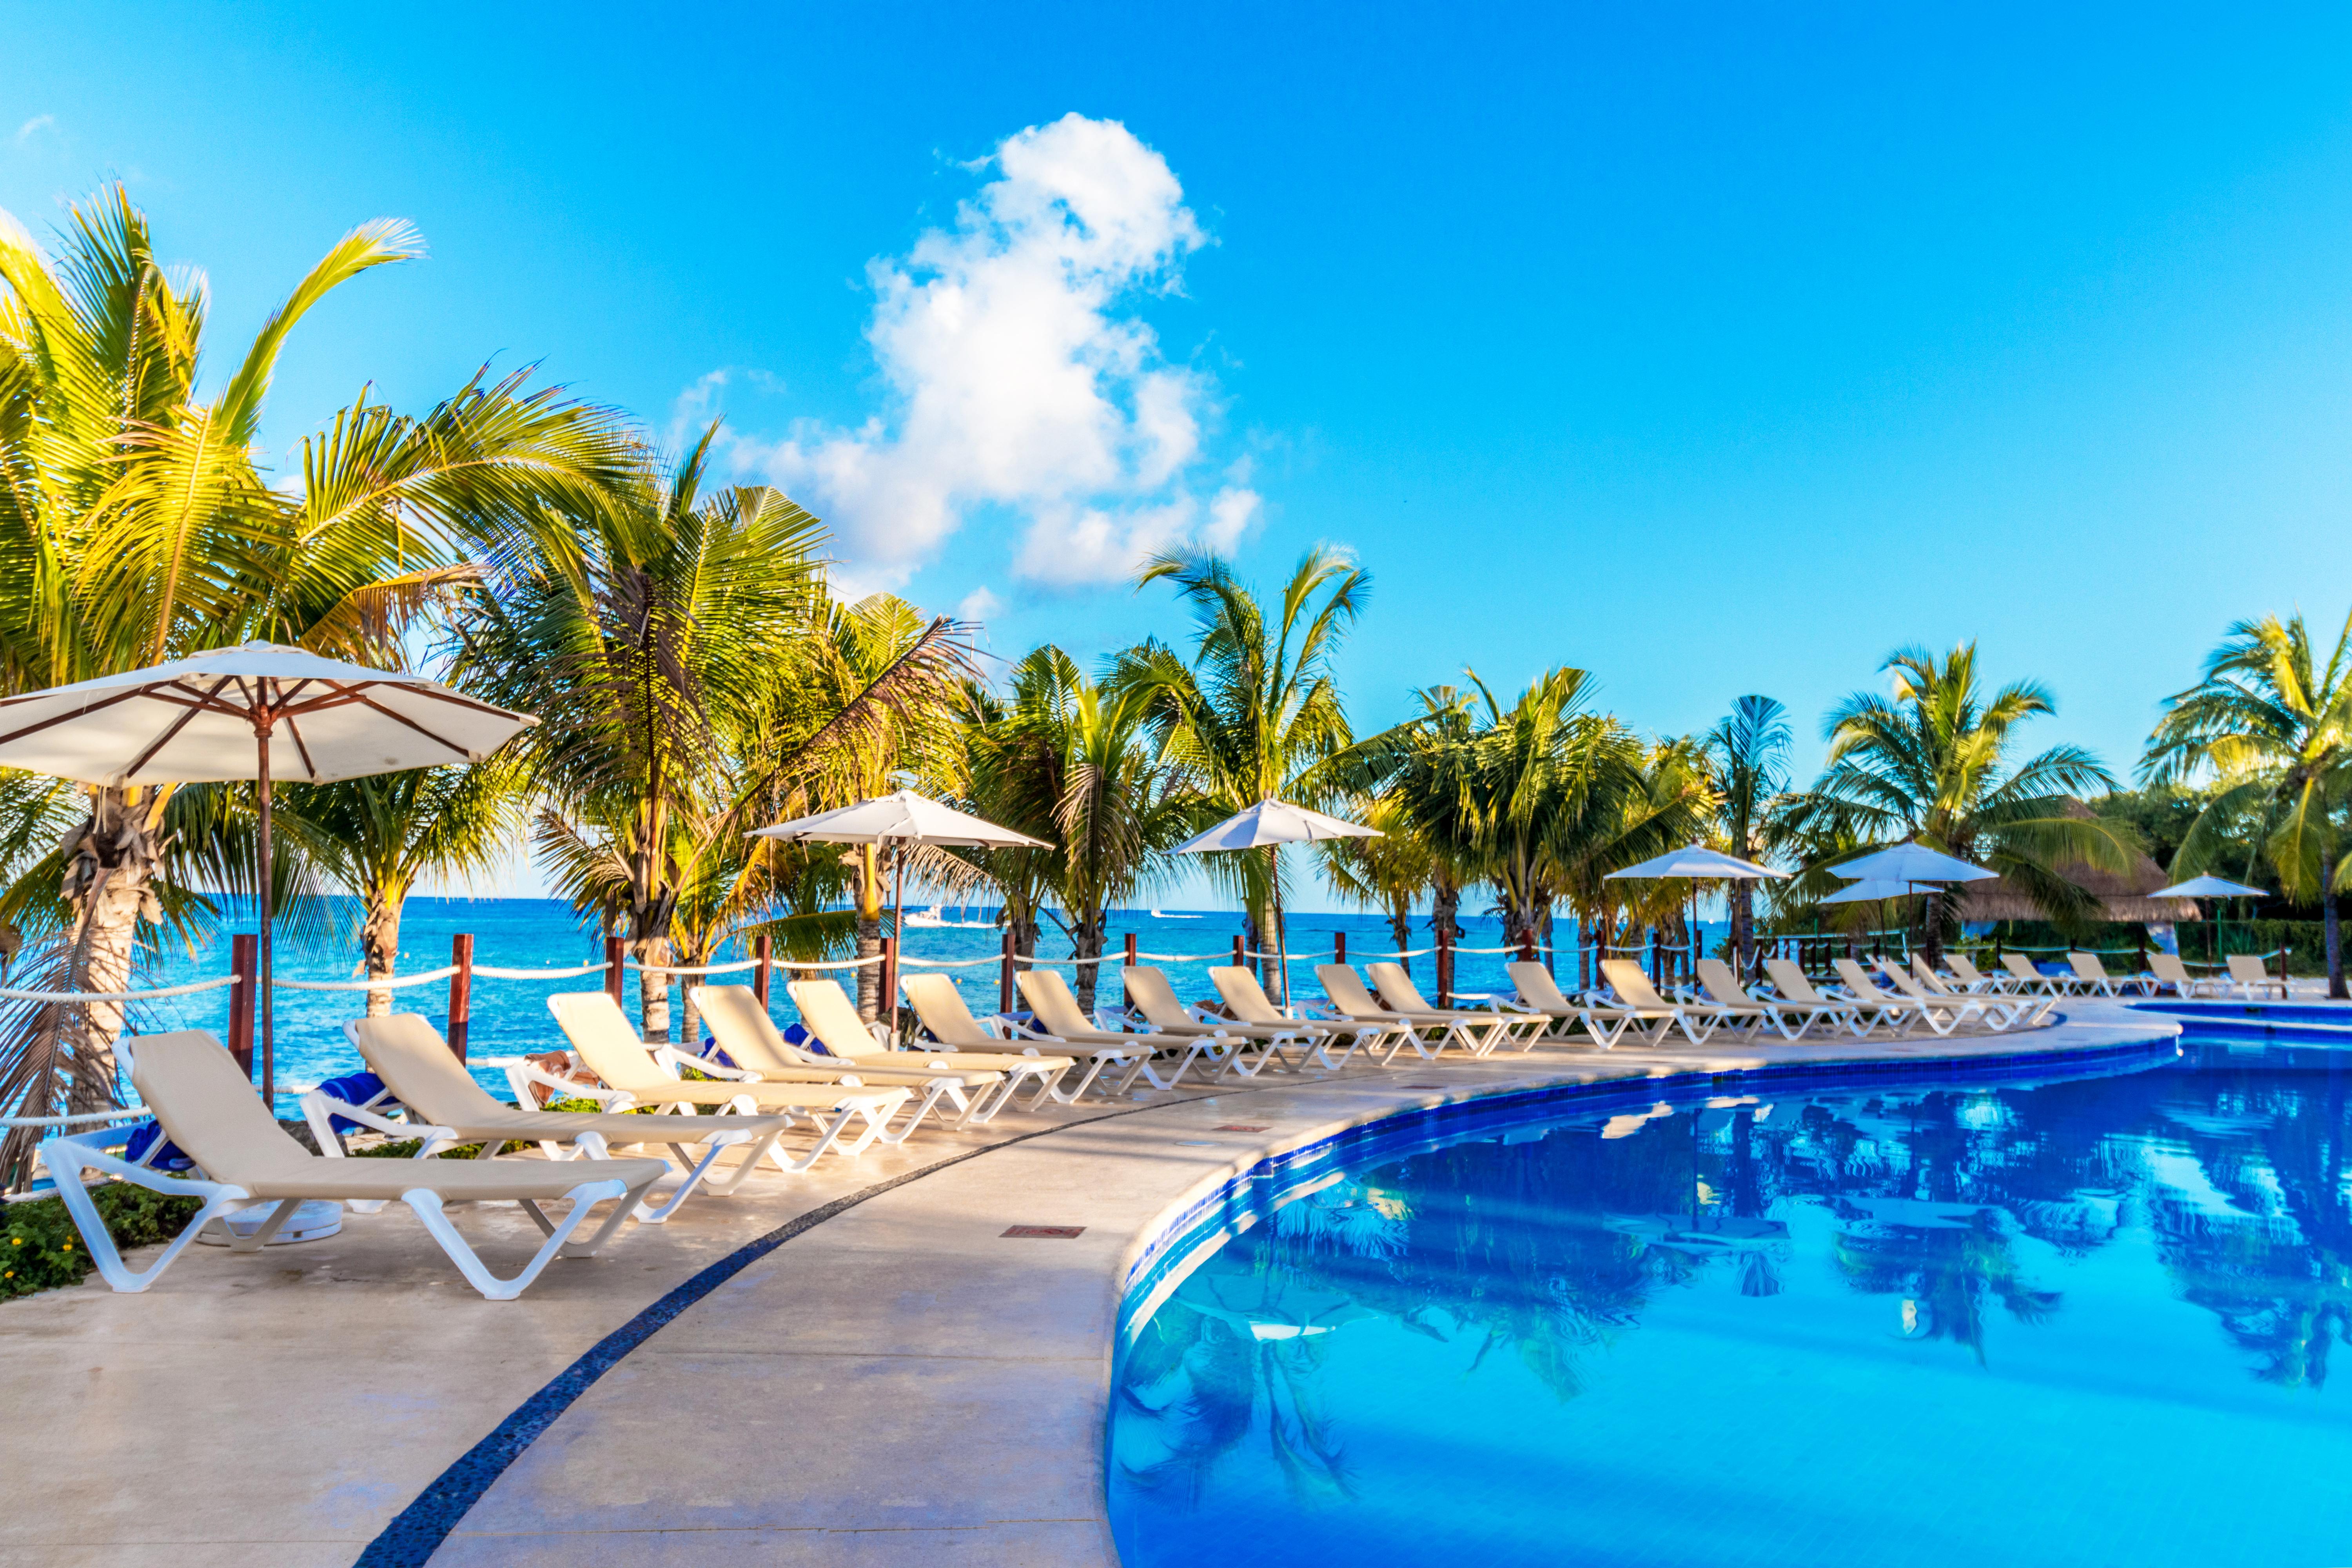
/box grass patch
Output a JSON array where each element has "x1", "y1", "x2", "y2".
[{"x1": 2, "y1": 1185, "x2": 203, "y2": 1301}]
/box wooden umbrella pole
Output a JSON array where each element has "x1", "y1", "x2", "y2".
[
  {"x1": 256, "y1": 714, "x2": 275, "y2": 1111},
  {"x1": 1269, "y1": 842, "x2": 1288, "y2": 1007}
]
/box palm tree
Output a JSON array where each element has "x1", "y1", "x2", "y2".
[
  {"x1": 1317, "y1": 794, "x2": 1435, "y2": 973},
  {"x1": 283, "y1": 762, "x2": 523, "y2": 1015},
  {"x1": 1778, "y1": 643, "x2": 2129, "y2": 967},
  {"x1": 0, "y1": 188, "x2": 631, "y2": 1137},
  {"x1": 1556, "y1": 738, "x2": 1717, "y2": 985},
  {"x1": 2143, "y1": 612, "x2": 2352, "y2": 998},
  {"x1": 1116, "y1": 549, "x2": 1367, "y2": 993},
  {"x1": 456, "y1": 428, "x2": 830, "y2": 1039},
  {"x1": 1702, "y1": 695, "x2": 1792, "y2": 976}
]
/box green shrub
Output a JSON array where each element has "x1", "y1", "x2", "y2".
[{"x1": 2, "y1": 1184, "x2": 204, "y2": 1301}]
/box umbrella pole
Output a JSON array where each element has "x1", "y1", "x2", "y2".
[
  {"x1": 1270, "y1": 843, "x2": 1288, "y2": 1007},
  {"x1": 257, "y1": 725, "x2": 274, "y2": 1110}
]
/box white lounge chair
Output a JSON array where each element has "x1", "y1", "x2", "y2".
[
  {"x1": 836, "y1": 975, "x2": 1081, "y2": 1109},
  {"x1": 322, "y1": 1013, "x2": 794, "y2": 1220},
  {"x1": 2001, "y1": 953, "x2": 2073, "y2": 995},
  {"x1": 1940, "y1": 953, "x2": 2006, "y2": 993},
  {"x1": 546, "y1": 991, "x2": 910, "y2": 1163},
  {"x1": 1206, "y1": 967, "x2": 1357, "y2": 1071},
  {"x1": 42, "y1": 1030, "x2": 667, "y2": 1301},
  {"x1": 1504, "y1": 962, "x2": 1641, "y2": 1047},
  {"x1": 1112, "y1": 966, "x2": 1258, "y2": 1078},
  {"x1": 1910, "y1": 957, "x2": 2056, "y2": 1027},
  {"x1": 1599, "y1": 959, "x2": 1727, "y2": 1045},
  {"x1": 1879, "y1": 960, "x2": 2040, "y2": 1031},
  {"x1": 1762, "y1": 959, "x2": 1899, "y2": 1038},
  {"x1": 1698, "y1": 958, "x2": 1848, "y2": 1041},
  {"x1": 690, "y1": 983, "x2": 1005, "y2": 1134},
  {"x1": 1833, "y1": 959, "x2": 1974, "y2": 1036},
  {"x1": 1367, "y1": 962, "x2": 1542, "y2": 1049},
  {"x1": 1011, "y1": 969, "x2": 1178, "y2": 1093},
  {"x1": 2067, "y1": 951, "x2": 2147, "y2": 997},
  {"x1": 1318, "y1": 964, "x2": 1507, "y2": 1058},
  {"x1": 2144, "y1": 953, "x2": 2218, "y2": 998},
  {"x1": 2225, "y1": 954, "x2": 2291, "y2": 1000}
]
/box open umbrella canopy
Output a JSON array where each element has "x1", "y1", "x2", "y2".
[
  {"x1": 1605, "y1": 843, "x2": 1786, "y2": 881},
  {"x1": 0, "y1": 641, "x2": 535, "y2": 784},
  {"x1": 1830, "y1": 842, "x2": 1997, "y2": 885},
  {"x1": 751, "y1": 789, "x2": 1049, "y2": 849},
  {"x1": 1172, "y1": 798, "x2": 1381, "y2": 854},
  {"x1": 2149, "y1": 873, "x2": 2268, "y2": 900},
  {"x1": 1819, "y1": 878, "x2": 1923, "y2": 905}
]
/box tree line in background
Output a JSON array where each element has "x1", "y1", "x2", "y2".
[{"x1": 2, "y1": 190, "x2": 2348, "y2": 1135}]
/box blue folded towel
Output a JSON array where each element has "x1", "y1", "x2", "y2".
[
  {"x1": 122, "y1": 1119, "x2": 194, "y2": 1172},
  {"x1": 310, "y1": 1070, "x2": 396, "y2": 1133}
]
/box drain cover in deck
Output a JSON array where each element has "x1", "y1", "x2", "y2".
[
  {"x1": 1211, "y1": 1124, "x2": 1269, "y2": 1132},
  {"x1": 1002, "y1": 1225, "x2": 1086, "y2": 1239}
]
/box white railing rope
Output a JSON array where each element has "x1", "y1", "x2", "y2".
[
  {"x1": 0, "y1": 975, "x2": 240, "y2": 1003},
  {"x1": 274, "y1": 965, "x2": 462, "y2": 992},
  {"x1": 468, "y1": 960, "x2": 612, "y2": 980},
  {"x1": 1, "y1": 1105, "x2": 152, "y2": 1128}
]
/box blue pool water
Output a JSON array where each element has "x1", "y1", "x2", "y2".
[{"x1": 1107, "y1": 1034, "x2": 2352, "y2": 1567}]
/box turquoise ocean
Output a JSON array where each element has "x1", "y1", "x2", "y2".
[{"x1": 134, "y1": 898, "x2": 1723, "y2": 1112}]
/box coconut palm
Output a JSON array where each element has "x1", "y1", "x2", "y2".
[
  {"x1": 1702, "y1": 695, "x2": 1792, "y2": 976},
  {"x1": 2143, "y1": 611, "x2": 2352, "y2": 998},
  {"x1": 1316, "y1": 794, "x2": 1436, "y2": 974},
  {"x1": 1777, "y1": 643, "x2": 2129, "y2": 966},
  {"x1": 283, "y1": 762, "x2": 524, "y2": 1015},
  {"x1": 0, "y1": 187, "x2": 632, "y2": 1137},
  {"x1": 1555, "y1": 738, "x2": 1717, "y2": 985},
  {"x1": 1116, "y1": 549, "x2": 1367, "y2": 988}
]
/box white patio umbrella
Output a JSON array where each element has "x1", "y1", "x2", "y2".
[
  {"x1": 2148, "y1": 873, "x2": 2266, "y2": 900},
  {"x1": 1830, "y1": 842, "x2": 1996, "y2": 887},
  {"x1": 2149, "y1": 873, "x2": 2267, "y2": 967},
  {"x1": 1173, "y1": 799, "x2": 1381, "y2": 1005},
  {"x1": 0, "y1": 642, "x2": 537, "y2": 1104},
  {"x1": 751, "y1": 790, "x2": 1049, "y2": 1008},
  {"x1": 1818, "y1": 878, "x2": 1922, "y2": 904},
  {"x1": 1605, "y1": 843, "x2": 1789, "y2": 976}
]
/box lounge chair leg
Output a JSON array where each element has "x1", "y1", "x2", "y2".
[
  {"x1": 403, "y1": 1180, "x2": 633, "y2": 1300},
  {"x1": 223, "y1": 1196, "x2": 305, "y2": 1254},
  {"x1": 44, "y1": 1147, "x2": 251, "y2": 1294}
]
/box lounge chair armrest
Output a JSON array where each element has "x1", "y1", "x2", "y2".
[
  {"x1": 38, "y1": 1139, "x2": 236, "y2": 1201},
  {"x1": 993, "y1": 1013, "x2": 1055, "y2": 1042},
  {"x1": 489, "y1": 1057, "x2": 636, "y2": 1110},
  {"x1": 654, "y1": 1044, "x2": 762, "y2": 1082},
  {"x1": 297, "y1": 1091, "x2": 414, "y2": 1151}
]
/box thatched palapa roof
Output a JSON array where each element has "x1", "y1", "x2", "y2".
[{"x1": 1957, "y1": 801, "x2": 2199, "y2": 924}]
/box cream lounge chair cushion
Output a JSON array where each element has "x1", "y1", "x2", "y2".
[
  {"x1": 547, "y1": 991, "x2": 909, "y2": 1115},
  {"x1": 693, "y1": 984, "x2": 1002, "y2": 1089},
  {"x1": 1015, "y1": 969, "x2": 1158, "y2": 1051},
  {"x1": 352, "y1": 1013, "x2": 799, "y2": 1145},
  {"x1": 1314, "y1": 964, "x2": 1421, "y2": 1022},
  {"x1": 838, "y1": 975, "x2": 1075, "y2": 1072},
  {"x1": 134, "y1": 1031, "x2": 669, "y2": 1203}
]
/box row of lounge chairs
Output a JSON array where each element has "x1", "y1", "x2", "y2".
[{"x1": 38, "y1": 942, "x2": 2129, "y2": 1305}]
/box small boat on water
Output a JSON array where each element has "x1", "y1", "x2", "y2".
[{"x1": 1150, "y1": 908, "x2": 1198, "y2": 920}]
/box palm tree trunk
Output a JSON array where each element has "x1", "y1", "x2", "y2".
[
  {"x1": 1388, "y1": 906, "x2": 1412, "y2": 977},
  {"x1": 361, "y1": 893, "x2": 401, "y2": 1018},
  {"x1": 2326, "y1": 895, "x2": 2345, "y2": 1000},
  {"x1": 1732, "y1": 882, "x2": 1755, "y2": 979},
  {"x1": 54, "y1": 788, "x2": 165, "y2": 1112},
  {"x1": 637, "y1": 933, "x2": 673, "y2": 1043},
  {"x1": 1924, "y1": 888, "x2": 1944, "y2": 969},
  {"x1": 854, "y1": 846, "x2": 884, "y2": 1021},
  {"x1": 1072, "y1": 910, "x2": 1107, "y2": 1013}
]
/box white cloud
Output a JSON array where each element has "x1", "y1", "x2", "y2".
[
  {"x1": 14, "y1": 115, "x2": 54, "y2": 145},
  {"x1": 729, "y1": 113, "x2": 1259, "y2": 589},
  {"x1": 955, "y1": 585, "x2": 1001, "y2": 626}
]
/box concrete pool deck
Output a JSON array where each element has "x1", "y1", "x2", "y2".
[{"x1": 0, "y1": 1002, "x2": 2197, "y2": 1568}]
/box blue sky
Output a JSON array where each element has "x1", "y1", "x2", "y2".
[{"x1": 8, "y1": 4, "x2": 2352, "y2": 909}]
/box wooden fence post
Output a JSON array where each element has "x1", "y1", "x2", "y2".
[
  {"x1": 880, "y1": 936, "x2": 898, "y2": 1038},
  {"x1": 228, "y1": 933, "x2": 257, "y2": 1079},
  {"x1": 1334, "y1": 930, "x2": 1347, "y2": 966},
  {"x1": 448, "y1": 933, "x2": 474, "y2": 1060},
  {"x1": 1232, "y1": 934, "x2": 1245, "y2": 969},
  {"x1": 605, "y1": 936, "x2": 625, "y2": 1005},
  {"x1": 999, "y1": 930, "x2": 1016, "y2": 1014},
  {"x1": 1436, "y1": 927, "x2": 1453, "y2": 1007},
  {"x1": 753, "y1": 932, "x2": 772, "y2": 1009}
]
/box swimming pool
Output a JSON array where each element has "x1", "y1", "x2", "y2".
[{"x1": 1106, "y1": 1032, "x2": 2352, "y2": 1567}]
